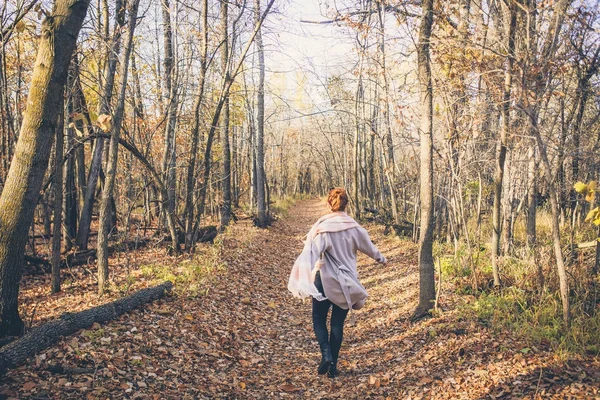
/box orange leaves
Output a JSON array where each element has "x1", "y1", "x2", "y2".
[
  {"x1": 96, "y1": 114, "x2": 112, "y2": 133},
  {"x1": 368, "y1": 374, "x2": 381, "y2": 387},
  {"x1": 279, "y1": 383, "x2": 299, "y2": 392}
]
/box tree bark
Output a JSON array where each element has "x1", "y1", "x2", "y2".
[
  {"x1": 161, "y1": 0, "x2": 177, "y2": 220},
  {"x1": 51, "y1": 99, "x2": 65, "y2": 294},
  {"x1": 183, "y1": 0, "x2": 208, "y2": 250},
  {"x1": 220, "y1": 0, "x2": 232, "y2": 229},
  {"x1": 0, "y1": 0, "x2": 90, "y2": 338},
  {"x1": 491, "y1": 2, "x2": 516, "y2": 287},
  {"x1": 76, "y1": 0, "x2": 125, "y2": 250},
  {"x1": 354, "y1": 76, "x2": 363, "y2": 219},
  {"x1": 254, "y1": 0, "x2": 267, "y2": 227},
  {"x1": 97, "y1": 0, "x2": 140, "y2": 295},
  {"x1": 413, "y1": 0, "x2": 436, "y2": 319},
  {"x1": 376, "y1": 2, "x2": 399, "y2": 223},
  {"x1": 70, "y1": 55, "x2": 89, "y2": 211},
  {"x1": 532, "y1": 120, "x2": 570, "y2": 325},
  {"x1": 64, "y1": 80, "x2": 77, "y2": 251}
]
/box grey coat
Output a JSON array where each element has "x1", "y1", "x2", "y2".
[{"x1": 311, "y1": 227, "x2": 386, "y2": 310}]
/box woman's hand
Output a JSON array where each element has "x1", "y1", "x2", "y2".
[{"x1": 311, "y1": 259, "x2": 325, "y2": 282}]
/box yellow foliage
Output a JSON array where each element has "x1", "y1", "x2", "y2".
[
  {"x1": 586, "y1": 191, "x2": 596, "y2": 203},
  {"x1": 588, "y1": 181, "x2": 598, "y2": 192},
  {"x1": 585, "y1": 207, "x2": 599, "y2": 223},
  {"x1": 576, "y1": 181, "x2": 600, "y2": 228},
  {"x1": 574, "y1": 181, "x2": 588, "y2": 194}
]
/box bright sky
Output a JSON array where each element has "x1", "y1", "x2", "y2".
[{"x1": 262, "y1": 0, "x2": 358, "y2": 119}]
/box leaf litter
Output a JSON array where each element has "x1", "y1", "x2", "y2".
[{"x1": 1, "y1": 199, "x2": 599, "y2": 399}]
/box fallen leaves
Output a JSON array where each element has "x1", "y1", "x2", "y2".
[
  {"x1": 280, "y1": 383, "x2": 299, "y2": 392},
  {"x1": 2, "y1": 200, "x2": 600, "y2": 399}
]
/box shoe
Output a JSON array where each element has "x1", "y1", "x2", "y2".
[
  {"x1": 328, "y1": 362, "x2": 339, "y2": 378},
  {"x1": 317, "y1": 343, "x2": 332, "y2": 375}
]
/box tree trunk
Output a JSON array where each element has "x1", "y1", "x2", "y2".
[
  {"x1": 71, "y1": 56, "x2": 89, "y2": 211},
  {"x1": 97, "y1": 0, "x2": 140, "y2": 296},
  {"x1": 526, "y1": 144, "x2": 543, "y2": 290},
  {"x1": 220, "y1": 0, "x2": 232, "y2": 229},
  {"x1": 533, "y1": 122, "x2": 570, "y2": 325},
  {"x1": 130, "y1": 44, "x2": 145, "y2": 120},
  {"x1": 255, "y1": 0, "x2": 267, "y2": 227},
  {"x1": 376, "y1": 2, "x2": 399, "y2": 223},
  {"x1": 0, "y1": 0, "x2": 90, "y2": 338},
  {"x1": 161, "y1": 0, "x2": 177, "y2": 220},
  {"x1": 354, "y1": 76, "x2": 362, "y2": 219},
  {"x1": 183, "y1": 0, "x2": 208, "y2": 250},
  {"x1": 413, "y1": 0, "x2": 436, "y2": 319},
  {"x1": 491, "y1": 2, "x2": 516, "y2": 287},
  {"x1": 194, "y1": 0, "x2": 274, "y2": 237},
  {"x1": 76, "y1": 0, "x2": 125, "y2": 250},
  {"x1": 64, "y1": 86, "x2": 77, "y2": 251},
  {"x1": 51, "y1": 99, "x2": 65, "y2": 294}
]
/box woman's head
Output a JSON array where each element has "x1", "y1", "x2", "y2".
[{"x1": 327, "y1": 187, "x2": 348, "y2": 212}]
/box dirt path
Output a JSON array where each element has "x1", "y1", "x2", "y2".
[{"x1": 1, "y1": 199, "x2": 599, "y2": 399}]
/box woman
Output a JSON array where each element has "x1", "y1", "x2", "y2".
[{"x1": 288, "y1": 187, "x2": 387, "y2": 378}]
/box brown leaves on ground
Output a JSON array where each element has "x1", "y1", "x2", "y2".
[{"x1": 1, "y1": 199, "x2": 600, "y2": 399}]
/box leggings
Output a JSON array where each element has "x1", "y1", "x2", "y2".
[{"x1": 312, "y1": 272, "x2": 349, "y2": 363}]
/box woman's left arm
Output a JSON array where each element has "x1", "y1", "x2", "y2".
[{"x1": 356, "y1": 227, "x2": 387, "y2": 264}]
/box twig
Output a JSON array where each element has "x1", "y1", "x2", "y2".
[
  {"x1": 534, "y1": 367, "x2": 543, "y2": 398},
  {"x1": 26, "y1": 302, "x2": 39, "y2": 332}
]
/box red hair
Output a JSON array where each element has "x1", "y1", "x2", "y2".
[{"x1": 327, "y1": 187, "x2": 348, "y2": 212}]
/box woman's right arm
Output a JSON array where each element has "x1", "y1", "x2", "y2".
[{"x1": 311, "y1": 232, "x2": 331, "y2": 266}]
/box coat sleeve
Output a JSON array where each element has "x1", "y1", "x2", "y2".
[
  {"x1": 311, "y1": 232, "x2": 331, "y2": 266},
  {"x1": 356, "y1": 227, "x2": 386, "y2": 263}
]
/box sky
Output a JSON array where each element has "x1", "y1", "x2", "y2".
[{"x1": 261, "y1": 0, "x2": 359, "y2": 121}]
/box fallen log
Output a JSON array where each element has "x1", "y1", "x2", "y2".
[
  {"x1": 63, "y1": 249, "x2": 97, "y2": 268},
  {"x1": 384, "y1": 222, "x2": 415, "y2": 237},
  {"x1": 160, "y1": 226, "x2": 218, "y2": 244},
  {"x1": 0, "y1": 281, "x2": 173, "y2": 375},
  {"x1": 23, "y1": 239, "x2": 150, "y2": 276},
  {"x1": 23, "y1": 250, "x2": 97, "y2": 276}
]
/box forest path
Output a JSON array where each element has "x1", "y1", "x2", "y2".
[{"x1": 2, "y1": 199, "x2": 600, "y2": 399}]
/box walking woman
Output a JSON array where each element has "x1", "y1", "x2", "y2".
[{"x1": 288, "y1": 188, "x2": 387, "y2": 378}]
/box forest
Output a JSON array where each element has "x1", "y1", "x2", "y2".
[{"x1": 0, "y1": 0, "x2": 599, "y2": 398}]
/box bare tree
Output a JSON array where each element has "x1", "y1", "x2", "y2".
[
  {"x1": 97, "y1": 0, "x2": 141, "y2": 295},
  {"x1": 0, "y1": 0, "x2": 90, "y2": 337},
  {"x1": 414, "y1": 0, "x2": 436, "y2": 319}
]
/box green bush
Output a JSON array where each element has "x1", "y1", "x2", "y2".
[{"x1": 460, "y1": 288, "x2": 600, "y2": 355}]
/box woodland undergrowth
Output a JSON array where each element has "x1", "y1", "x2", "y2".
[{"x1": 429, "y1": 208, "x2": 600, "y2": 357}]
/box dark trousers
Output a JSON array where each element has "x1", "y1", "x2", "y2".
[{"x1": 312, "y1": 272, "x2": 349, "y2": 364}]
